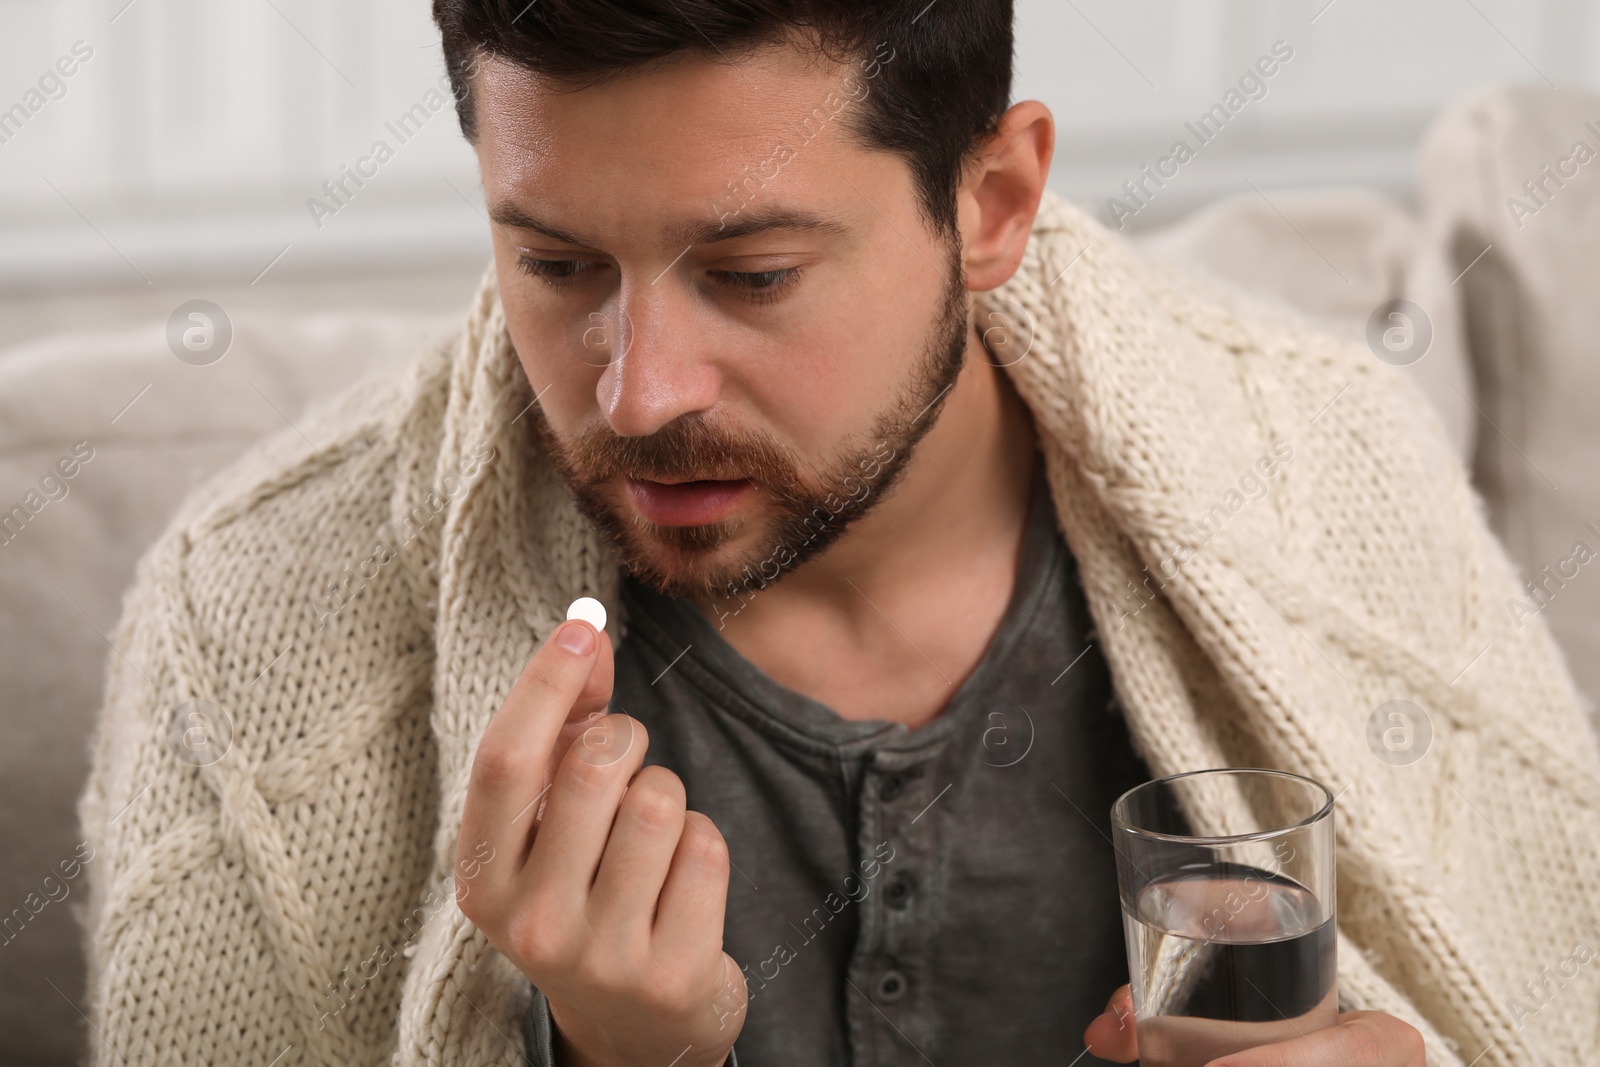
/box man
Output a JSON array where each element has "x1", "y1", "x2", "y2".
[{"x1": 77, "y1": 2, "x2": 1600, "y2": 1066}]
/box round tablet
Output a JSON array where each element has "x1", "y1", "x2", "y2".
[{"x1": 565, "y1": 596, "x2": 607, "y2": 633}]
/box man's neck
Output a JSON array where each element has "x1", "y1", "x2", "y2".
[{"x1": 691, "y1": 322, "x2": 1041, "y2": 728}]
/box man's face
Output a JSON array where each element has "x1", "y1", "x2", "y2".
[{"x1": 471, "y1": 41, "x2": 974, "y2": 602}]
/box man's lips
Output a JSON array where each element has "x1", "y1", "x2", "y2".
[{"x1": 625, "y1": 477, "x2": 754, "y2": 526}]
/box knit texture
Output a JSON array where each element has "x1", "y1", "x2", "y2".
[{"x1": 77, "y1": 189, "x2": 1600, "y2": 1066}]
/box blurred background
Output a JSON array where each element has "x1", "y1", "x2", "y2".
[
  {"x1": 3, "y1": 0, "x2": 1599, "y2": 343},
  {"x1": 6, "y1": 1, "x2": 1600, "y2": 1064}
]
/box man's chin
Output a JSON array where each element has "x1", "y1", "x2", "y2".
[
  {"x1": 617, "y1": 526, "x2": 766, "y2": 601},
  {"x1": 598, "y1": 493, "x2": 761, "y2": 593}
]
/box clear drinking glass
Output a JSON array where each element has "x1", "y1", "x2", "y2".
[{"x1": 1110, "y1": 768, "x2": 1338, "y2": 1067}]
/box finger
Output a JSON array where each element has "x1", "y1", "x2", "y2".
[
  {"x1": 707, "y1": 951, "x2": 750, "y2": 1036},
  {"x1": 521, "y1": 711, "x2": 650, "y2": 916},
  {"x1": 587, "y1": 765, "x2": 688, "y2": 951},
  {"x1": 1202, "y1": 1010, "x2": 1424, "y2": 1067},
  {"x1": 1082, "y1": 984, "x2": 1139, "y2": 1063},
  {"x1": 651, "y1": 810, "x2": 731, "y2": 967},
  {"x1": 457, "y1": 620, "x2": 610, "y2": 904}
]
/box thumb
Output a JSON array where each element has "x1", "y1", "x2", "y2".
[
  {"x1": 536, "y1": 623, "x2": 617, "y2": 823},
  {"x1": 566, "y1": 623, "x2": 614, "y2": 723},
  {"x1": 1083, "y1": 984, "x2": 1139, "y2": 1062}
]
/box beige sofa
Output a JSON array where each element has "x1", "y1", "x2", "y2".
[{"x1": 3, "y1": 84, "x2": 1597, "y2": 1066}]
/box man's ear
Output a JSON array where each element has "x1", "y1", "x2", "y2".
[{"x1": 958, "y1": 100, "x2": 1055, "y2": 293}]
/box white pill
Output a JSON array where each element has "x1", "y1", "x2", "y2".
[{"x1": 565, "y1": 596, "x2": 607, "y2": 633}]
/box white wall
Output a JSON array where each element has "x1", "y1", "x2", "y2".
[
  {"x1": 1015, "y1": 0, "x2": 1600, "y2": 230},
  {"x1": 2, "y1": 0, "x2": 1598, "y2": 292},
  {"x1": 0, "y1": 0, "x2": 486, "y2": 290}
]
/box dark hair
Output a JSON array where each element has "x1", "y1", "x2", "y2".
[{"x1": 431, "y1": 0, "x2": 1015, "y2": 242}]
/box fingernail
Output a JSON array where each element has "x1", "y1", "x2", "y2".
[{"x1": 555, "y1": 621, "x2": 596, "y2": 655}]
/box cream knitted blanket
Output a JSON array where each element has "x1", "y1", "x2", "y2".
[{"x1": 78, "y1": 189, "x2": 1600, "y2": 1066}]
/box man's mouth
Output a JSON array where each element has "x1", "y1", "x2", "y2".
[{"x1": 625, "y1": 477, "x2": 755, "y2": 527}]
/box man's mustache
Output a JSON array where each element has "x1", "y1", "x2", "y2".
[{"x1": 565, "y1": 416, "x2": 806, "y2": 498}]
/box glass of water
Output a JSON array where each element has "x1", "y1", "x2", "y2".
[{"x1": 1110, "y1": 768, "x2": 1338, "y2": 1067}]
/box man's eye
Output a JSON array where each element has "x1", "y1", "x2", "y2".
[
  {"x1": 714, "y1": 267, "x2": 802, "y2": 303},
  {"x1": 516, "y1": 255, "x2": 801, "y2": 304},
  {"x1": 516, "y1": 256, "x2": 593, "y2": 284}
]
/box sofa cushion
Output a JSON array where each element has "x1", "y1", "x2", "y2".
[
  {"x1": 0, "y1": 312, "x2": 451, "y2": 1066},
  {"x1": 1414, "y1": 84, "x2": 1600, "y2": 725}
]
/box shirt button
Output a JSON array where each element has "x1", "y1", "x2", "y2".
[
  {"x1": 875, "y1": 968, "x2": 908, "y2": 1003},
  {"x1": 884, "y1": 871, "x2": 916, "y2": 910},
  {"x1": 878, "y1": 766, "x2": 924, "y2": 801}
]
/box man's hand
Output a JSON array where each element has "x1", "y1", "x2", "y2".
[
  {"x1": 1084, "y1": 984, "x2": 1427, "y2": 1066},
  {"x1": 456, "y1": 617, "x2": 746, "y2": 1067}
]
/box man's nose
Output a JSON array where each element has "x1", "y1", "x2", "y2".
[{"x1": 594, "y1": 282, "x2": 722, "y2": 439}]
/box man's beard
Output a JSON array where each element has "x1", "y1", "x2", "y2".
[{"x1": 529, "y1": 241, "x2": 970, "y2": 604}]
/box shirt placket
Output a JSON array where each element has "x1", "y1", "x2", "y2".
[{"x1": 846, "y1": 744, "x2": 945, "y2": 1066}]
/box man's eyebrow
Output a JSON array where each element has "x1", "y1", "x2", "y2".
[
  {"x1": 486, "y1": 202, "x2": 853, "y2": 251},
  {"x1": 487, "y1": 202, "x2": 592, "y2": 247},
  {"x1": 669, "y1": 206, "x2": 853, "y2": 248}
]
